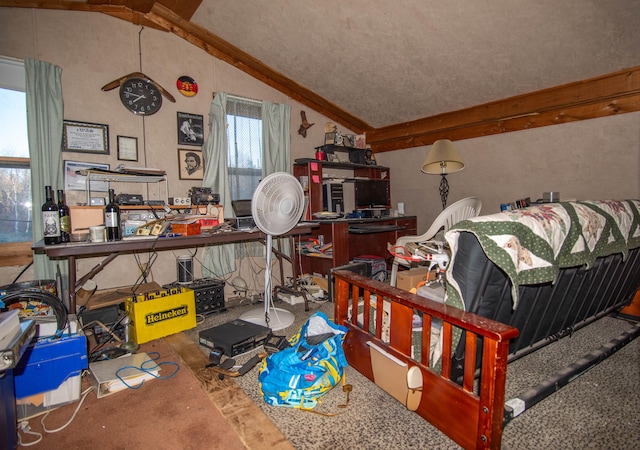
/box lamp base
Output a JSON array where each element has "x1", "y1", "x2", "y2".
[
  {"x1": 239, "y1": 307, "x2": 295, "y2": 332},
  {"x1": 439, "y1": 175, "x2": 450, "y2": 210}
]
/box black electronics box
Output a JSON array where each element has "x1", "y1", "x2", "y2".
[
  {"x1": 164, "y1": 278, "x2": 226, "y2": 315},
  {"x1": 199, "y1": 319, "x2": 271, "y2": 357},
  {"x1": 116, "y1": 193, "x2": 144, "y2": 205},
  {"x1": 189, "y1": 187, "x2": 220, "y2": 205},
  {"x1": 229, "y1": 216, "x2": 256, "y2": 230}
]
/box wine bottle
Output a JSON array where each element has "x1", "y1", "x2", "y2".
[
  {"x1": 42, "y1": 185, "x2": 60, "y2": 245},
  {"x1": 104, "y1": 189, "x2": 121, "y2": 241},
  {"x1": 57, "y1": 189, "x2": 71, "y2": 243}
]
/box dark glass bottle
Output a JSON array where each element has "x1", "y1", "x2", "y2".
[
  {"x1": 104, "y1": 189, "x2": 121, "y2": 241},
  {"x1": 57, "y1": 189, "x2": 71, "y2": 243},
  {"x1": 42, "y1": 185, "x2": 60, "y2": 245}
]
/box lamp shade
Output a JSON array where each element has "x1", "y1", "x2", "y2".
[{"x1": 421, "y1": 139, "x2": 465, "y2": 175}]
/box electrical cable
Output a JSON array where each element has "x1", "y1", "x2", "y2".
[
  {"x1": 11, "y1": 261, "x2": 33, "y2": 284},
  {"x1": 17, "y1": 378, "x2": 94, "y2": 446},
  {"x1": 0, "y1": 289, "x2": 68, "y2": 332},
  {"x1": 115, "y1": 351, "x2": 180, "y2": 390}
]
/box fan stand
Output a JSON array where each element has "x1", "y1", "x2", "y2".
[
  {"x1": 239, "y1": 234, "x2": 295, "y2": 331},
  {"x1": 238, "y1": 172, "x2": 304, "y2": 332}
]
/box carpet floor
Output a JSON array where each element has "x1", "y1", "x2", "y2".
[
  {"x1": 13, "y1": 297, "x2": 639, "y2": 449},
  {"x1": 15, "y1": 339, "x2": 248, "y2": 450},
  {"x1": 184, "y1": 298, "x2": 640, "y2": 450}
]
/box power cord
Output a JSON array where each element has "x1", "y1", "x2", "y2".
[
  {"x1": 0, "y1": 289, "x2": 68, "y2": 333},
  {"x1": 17, "y1": 375, "x2": 94, "y2": 447}
]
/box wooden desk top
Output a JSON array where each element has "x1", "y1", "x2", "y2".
[{"x1": 32, "y1": 222, "x2": 318, "y2": 258}]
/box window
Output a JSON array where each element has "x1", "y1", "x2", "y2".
[
  {"x1": 0, "y1": 57, "x2": 32, "y2": 266},
  {"x1": 226, "y1": 97, "x2": 262, "y2": 200}
]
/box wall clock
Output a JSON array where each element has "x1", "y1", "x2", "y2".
[
  {"x1": 101, "y1": 71, "x2": 176, "y2": 115},
  {"x1": 119, "y1": 77, "x2": 162, "y2": 115}
]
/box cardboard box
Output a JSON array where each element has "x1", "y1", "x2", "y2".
[
  {"x1": 125, "y1": 287, "x2": 196, "y2": 344},
  {"x1": 396, "y1": 267, "x2": 435, "y2": 291},
  {"x1": 84, "y1": 281, "x2": 163, "y2": 310},
  {"x1": 170, "y1": 222, "x2": 201, "y2": 235}
]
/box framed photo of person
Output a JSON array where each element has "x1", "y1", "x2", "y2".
[
  {"x1": 177, "y1": 112, "x2": 204, "y2": 146},
  {"x1": 178, "y1": 148, "x2": 204, "y2": 180}
]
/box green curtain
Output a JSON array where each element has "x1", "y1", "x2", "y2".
[
  {"x1": 25, "y1": 58, "x2": 66, "y2": 295},
  {"x1": 201, "y1": 92, "x2": 236, "y2": 276},
  {"x1": 261, "y1": 101, "x2": 291, "y2": 175},
  {"x1": 261, "y1": 101, "x2": 293, "y2": 257}
]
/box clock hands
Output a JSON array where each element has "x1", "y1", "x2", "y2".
[{"x1": 123, "y1": 92, "x2": 146, "y2": 102}]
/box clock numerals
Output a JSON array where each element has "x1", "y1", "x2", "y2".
[{"x1": 119, "y1": 77, "x2": 162, "y2": 116}]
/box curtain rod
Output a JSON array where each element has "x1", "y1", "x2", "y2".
[{"x1": 212, "y1": 91, "x2": 263, "y2": 104}]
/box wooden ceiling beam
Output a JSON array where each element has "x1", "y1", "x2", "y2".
[
  {"x1": 368, "y1": 66, "x2": 640, "y2": 153},
  {"x1": 144, "y1": 3, "x2": 371, "y2": 134},
  {"x1": 2, "y1": 3, "x2": 639, "y2": 150},
  {"x1": 157, "y1": 0, "x2": 201, "y2": 20}
]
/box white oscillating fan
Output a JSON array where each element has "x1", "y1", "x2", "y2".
[{"x1": 239, "y1": 172, "x2": 305, "y2": 331}]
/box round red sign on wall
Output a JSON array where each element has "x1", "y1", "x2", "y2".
[{"x1": 177, "y1": 76, "x2": 198, "y2": 97}]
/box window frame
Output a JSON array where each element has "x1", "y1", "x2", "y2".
[
  {"x1": 225, "y1": 96, "x2": 263, "y2": 201},
  {"x1": 0, "y1": 57, "x2": 33, "y2": 267},
  {"x1": 0, "y1": 156, "x2": 33, "y2": 266}
]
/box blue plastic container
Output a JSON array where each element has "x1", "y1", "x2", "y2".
[{"x1": 13, "y1": 331, "x2": 88, "y2": 399}]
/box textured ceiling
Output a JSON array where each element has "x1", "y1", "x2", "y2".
[{"x1": 192, "y1": 0, "x2": 640, "y2": 129}]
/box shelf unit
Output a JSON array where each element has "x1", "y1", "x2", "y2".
[
  {"x1": 82, "y1": 170, "x2": 168, "y2": 205},
  {"x1": 294, "y1": 155, "x2": 415, "y2": 277},
  {"x1": 293, "y1": 158, "x2": 390, "y2": 220}
]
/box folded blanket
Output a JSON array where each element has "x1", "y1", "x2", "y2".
[{"x1": 444, "y1": 199, "x2": 640, "y2": 309}]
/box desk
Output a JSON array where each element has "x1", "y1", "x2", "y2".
[
  {"x1": 299, "y1": 216, "x2": 417, "y2": 277},
  {"x1": 33, "y1": 223, "x2": 317, "y2": 313}
]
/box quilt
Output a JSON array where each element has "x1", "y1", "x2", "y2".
[{"x1": 444, "y1": 199, "x2": 640, "y2": 310}]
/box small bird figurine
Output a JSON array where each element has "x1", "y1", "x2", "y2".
[{"x1": 297, "y1": 110, "x2": 314, "y2": 138}]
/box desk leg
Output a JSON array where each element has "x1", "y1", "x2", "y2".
[
  {"x1": 271, "y1": 236, "x2": 310, "y2": 312},
  {"x1": 68, "y1": 255, "x2": 77, "y2": 313},
  {"x1": 289, "y1": 236, "x2": 309, "y2": 311}
]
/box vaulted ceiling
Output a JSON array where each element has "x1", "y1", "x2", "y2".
[{"x1": 4, "y1": 1, "x2": 640, "y2": 152}]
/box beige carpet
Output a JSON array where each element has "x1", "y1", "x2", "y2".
[
  {"x1": 15, "y1": 339, "x2": 252, "y2": 449},
  {"x1": 185, "y1": 299, "x2": 640, "y2": 450}
]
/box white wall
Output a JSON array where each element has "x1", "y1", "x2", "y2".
[
  {"x1": 0, "y1": 8, "x2": 343, "y2": 293},
  {"x1": 1, "y1": 7, "x2": 639, "y2": 294},
  {"x1": 377, "y1": 112, "x2": 640, "y2": 233}
]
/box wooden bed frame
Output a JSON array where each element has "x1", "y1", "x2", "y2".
[
  {"x1": 333, "y1": 270, "x2": 519, "y2": 449},
  {"x1": 333, "y1": 200, "x2": 640, "y2": 449}
]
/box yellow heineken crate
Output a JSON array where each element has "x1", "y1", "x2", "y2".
[{"x1": 125, "y1": 287, "x2": 196, "y2": 344}]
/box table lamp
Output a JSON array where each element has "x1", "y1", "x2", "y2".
[{"x1": 421, "y1": 139, "x2": 465, "y2": 209}]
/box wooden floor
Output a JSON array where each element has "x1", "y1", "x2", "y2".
[{"x1": 164, "y1": 333, "x2": 294, "y2": 450}]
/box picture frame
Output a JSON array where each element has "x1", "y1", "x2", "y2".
[
  {"x1": 62, "y1": 120, "x2": 109, "y2": 154},
  {"x1": 64, "y1": 160, "x2": 110, "y2": 192},
  {"x1": 178, "y1": 148, "x2": 204, "y2": 180},
  {"x1": 117, "y1": 135, "x2": 138, "y2": 161},
  {"x1": 177, "y1": 112, "x2": 204, "y2": 146}
]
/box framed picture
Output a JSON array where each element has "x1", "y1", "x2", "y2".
[
  {"x1": 62, "y1": 120, "x2": 109, "y2": 154},
  {"x1": 178, "y1": 148, "x2": 204, "y2": 180},
  {"x1": 64, "y1": 160, "x2": 110, "y2": 192},
  {"x1": 117, "y1": 135, "x2": 138, "y2": 161},
  {"x1": 177, "y1": 112, "x2": 204, "y2": 146}
]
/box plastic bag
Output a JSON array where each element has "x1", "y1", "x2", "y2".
[{"x1": 258, "y1": 311, "x2": 348, "y2": 409}]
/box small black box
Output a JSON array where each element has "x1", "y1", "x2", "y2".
[
  {"x1": 199, "y1": 319, "x2": 271, "y2": 356},
  {"x1": 165, "y1": 278, "x2": 226, "y2": 315}
]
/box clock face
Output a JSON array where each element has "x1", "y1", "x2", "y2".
[{"x1": 119, "y1": 77, "x2": 162, "y2": 115}]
